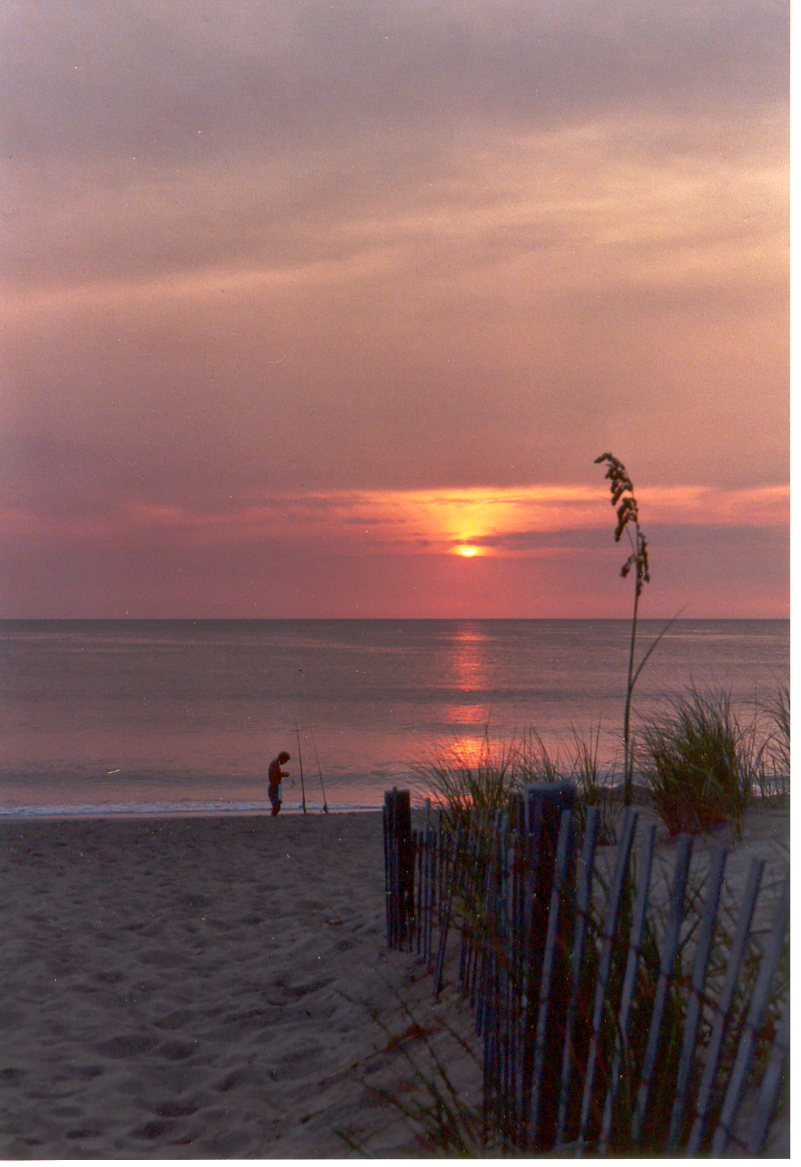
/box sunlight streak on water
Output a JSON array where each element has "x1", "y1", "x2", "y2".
[{"x1": 0, "y1": 619, "x2": 788, "y2": 816}]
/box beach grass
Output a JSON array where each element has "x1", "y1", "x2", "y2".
[
  {"x1": 637, "y1": 685, "x2": 788, "y2": 835},
  {"x1": 416, "y1": 724, "x2": 622, "y2": 841},
  {"x1": 752, "y1": 683, "x2": 790, "y2": 803}
]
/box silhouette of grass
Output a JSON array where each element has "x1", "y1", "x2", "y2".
[
  {"x1": 638, "y1": 686, "x2": 773, "y2": 835},
  {"x1": 415, "y1": 725, "x2": 622, "y2": 842},
  {"x1": 595, "y1": 452, "x2": 653, "y2": 806},
  {"x1": 752, "y1": 683, "x2": 790, "y2": 802}
]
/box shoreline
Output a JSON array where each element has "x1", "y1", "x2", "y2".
[
  {"x1": 0, "y1": 772, "x2": 790, "y2": 823},
  {"x1": 0, "y1": 784, "x2": 789, "y2": 830},
  {"x1": 0, "y1": 805, "x2": 385, "y2": 823}
]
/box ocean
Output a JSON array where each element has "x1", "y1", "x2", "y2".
[{"x1": 0, "y1": 619, "x2": 789, "y2": 818}]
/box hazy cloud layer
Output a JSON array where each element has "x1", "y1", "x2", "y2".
[{"x1": 1, "y1": 0, "x2": 789, "y2": 616}]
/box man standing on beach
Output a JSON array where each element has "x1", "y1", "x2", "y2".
[{"x1": 268, "y1": 751, "x2": 290, "y2": 817}]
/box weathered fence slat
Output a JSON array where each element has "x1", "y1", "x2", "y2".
[
  {"x1": 414, "y1": 825, "x2": 423, "y2": 956},
  {"x1": 501, "y1": 813, "x2": 519, "y2": 1108},
  {"x1": 420, "y1": 800, "x2": 432, "y2": 966},
  {"x1": 577, "y1": 806, "x2": 638, "y2": 1146},
  {"x1": 555, "y1": 805, "x2": 600, "y2": 1146},
  {"x1": 709, "y1": 874, "x2": 790, "y2": 1157},
  {"x1": 426, "y1": 810, "x2": 438, "y2": 966},
  {"x1": 666, "y1": 842, "x2": 727, "y2": 1152},
  {"x1": 469, "y1": 831, "x2": 485, "y2": 1009},
  {"x1": 434, "y1": 815, "x2": 462, "y2": 997},
  {"x1": 631, "y1": 832, "x2": 693, "y2": 1144},
  {"x1": 685, "y1": 855, "x2": 765, "y2": 1156},
  {"x1": 745, "y1": 998, "x2": 789, "y2": 1156},
  {"x1": 382, "y1": 790, "x2": 788, "y2": 1157},
  {"x1": 527, "y1": 807, "x2": 574, "y2": 1147},
  {"x1": 476, "y1": 812, "x2": 490, "y2": 1000},
  {"x1": 598, "y1": 820, "x2": 656, "y2": 1154},
  {"x1": 457, "y1": 813, "x2": 473, "y2": 993},
  {"x1": 474, "y1": 812, "x2": 492, "y2": 1036},
  {"x1": 482, "y1": 813, "x2": 503, "y2": 1106},
  {"x1": 517, "y1": 783, "x2": 576, "y2": 1145},
  {"x1": 497, "y1": 812, "x2": 518, "y2": 1121}
]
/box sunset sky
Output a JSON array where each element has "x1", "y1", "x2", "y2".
[{"x1": 2, "y1": 0, "x2": 789, "y2": 619}]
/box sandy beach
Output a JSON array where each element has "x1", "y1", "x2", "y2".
[
  {"x1": 0, "y1": 803, "x2": 789, "y2": 1159},
  {"x1": 0, "y1": 811, "x2": 483, "y2": 1159}
]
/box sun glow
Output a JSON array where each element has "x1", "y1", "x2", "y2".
[{"x1": 92, "y1": 483, "x2": 790, "y2": 560}]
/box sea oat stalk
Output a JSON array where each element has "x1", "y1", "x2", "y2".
[{"x1": 594, "y1": 453, "x2": 651, "y2": 805}]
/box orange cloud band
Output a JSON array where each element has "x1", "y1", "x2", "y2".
[{"x1": 2, "y1": 484, "x2": 787, "y2": 555}]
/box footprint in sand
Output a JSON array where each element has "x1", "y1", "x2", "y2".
[
  {"x1": 156, "y1": 1040, "x2": 198, "y2": 1061},
  {"x1": 131, "y1": 1119, "x2": 175, "y2": 1140},
  {"x1": 151, "y1": 1098, "x2": 199, "y2": 1118},
  {"x1": 64, "y1": 1064, "x2": 104, "y2": 1081},
  {"x1": 153, "y1": 1008, "x2": 196, "y2": 1030},
  {"x1": 95, "y1": 969, "x2": 126, "y2": 984},
  {"x1": 96, "y1": 1034, "x2": 156, "y2": 1058}
]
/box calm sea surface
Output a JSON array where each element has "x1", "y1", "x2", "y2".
[{"x1": 0, "y1": 620, "x2": 789, "y2": 817}]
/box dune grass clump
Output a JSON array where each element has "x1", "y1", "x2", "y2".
[
  {"x1": 519, "y1": 724, "x2": 622, "y2": 841},
  {"x1": 418, "y1": 726, "x2": 621, "y2": 841},
  {"x1": 419, "y1": 731, "x2": 523, "y2": 825},
  {"x1": 767, "y1": 684, "x2": 790, "y2": 772},
  {"x1": 752, "y1": 684, "x2": 790, "y2": 803},
  {"x1": 638, "y1": 687, "x2": 752, "y2": 835},
  {"x1": 420, "y1": 680, "x2": 788, "y2": 841}
]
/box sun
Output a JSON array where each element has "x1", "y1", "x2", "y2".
[{"x1": 454, "y1": 544, "x2": 481, "y2": 557}]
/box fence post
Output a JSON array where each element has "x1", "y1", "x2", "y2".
[
  {"x1": 526, "y1": 806, "x2": 575, "y2": 1148},
  {"x1": 422, "y1": 798, "x2": 432, "y2": 967},
  {"x1": 383, "y1": 789, "x2": 395, "y2": 945},
  {"x1": 556, "y1": 803, "x2": 600, "y2": 1147},
  {"x1": 518, "y1": 781, "x2": 576, "y2": 1150},
  {"x1": 383, "y1": 788, "x2": 414, "y2": 949}
]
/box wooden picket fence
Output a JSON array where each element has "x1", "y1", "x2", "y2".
[{"x1": 383, "y1": 784, "x2": 789, "y2": 1157}]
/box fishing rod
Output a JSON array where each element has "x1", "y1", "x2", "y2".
[
  {"x1": 310, "y1": 729, "x2": 328, "y2": 813},
  {"x1": 294, "y1": 723, "x2": 307, "y2": 814}
]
